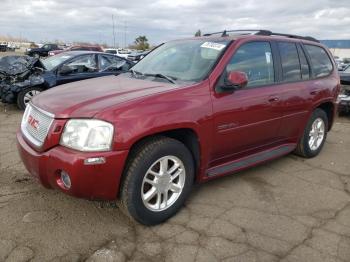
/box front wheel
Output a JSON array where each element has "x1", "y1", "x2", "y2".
[
  {"x1": 119, "y1": 137, "x2": 195, "y2": 225},
  {"x1": 17, "y1": 87, "x2": 42, "y2": 110},
  {"x1": 294, "y1": 108, "x2": 328, "y2": 158}
]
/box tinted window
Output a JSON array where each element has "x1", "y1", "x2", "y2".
[
  {"x1": 297, "y1": 45, "x2": 310, "y2": 80},
  {"x1": 278, "y1": 42, "x2": 301, "y2": 82},
  {"x1": 305, "y1": 45, "x2": 333, "y2": 78},
  {"x1": 226, "y1": 42, "x2": 274, "y2": 87}
]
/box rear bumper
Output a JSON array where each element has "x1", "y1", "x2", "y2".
[{"x1": 17, "y1": 131, "x2": 129, "y2": 200}]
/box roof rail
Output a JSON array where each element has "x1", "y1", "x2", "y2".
[{"x1": 203, "y1": 29, "x2": 319, "y2": 43}]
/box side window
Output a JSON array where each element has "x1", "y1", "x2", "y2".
[
  {"x1": 304, "y1": 45, "x2": 333, "y2": 78},
  {"x1": 226, "y1": 42, "x2": 274, "y2": 87},
  {"x1": 297, "y1": 45, "x2": 310, "y2": 80},
  {"x1": 278, "y1": 42, "x2": 301, "y2": 82},
  {"x1": 99, "y1": 55, "x2": 130, "y2": 72},
  {"x1": 63, "y1": 55, "x2": 97, "y2": 74}
]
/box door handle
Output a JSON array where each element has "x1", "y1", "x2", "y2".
[{"x1": 268, "y1": 96, "x2": 279, "y2": 103}]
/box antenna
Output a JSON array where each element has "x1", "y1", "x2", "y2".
[{"x1": 112, "y1": 14, "x2": 116, "y2": 48}]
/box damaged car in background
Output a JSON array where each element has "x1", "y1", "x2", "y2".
[
  {"x1": 338, "y1": 65, "x2": 350, "y2": 114},
  {"x1": 0, "y1": 51, "x2": 134, "y2": 109}
]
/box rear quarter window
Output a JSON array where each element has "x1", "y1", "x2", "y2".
[{"x1": 304, "y1": 45, "x2": 333, "y2": 78}]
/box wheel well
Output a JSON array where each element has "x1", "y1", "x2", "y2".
[
  {"x1": 317, "y1": 102, "x2": 334, "y2": 131},
  {"x1": 127, "y1": 128, "x2": 200, "y2": 177}
]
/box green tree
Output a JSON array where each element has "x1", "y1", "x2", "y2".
[
  {"x1": 194, "y1": 30, "x2": 201, "y2": 37},
  {"x1": 134, "y1": 36, "x2": 149, "y2": 50}
]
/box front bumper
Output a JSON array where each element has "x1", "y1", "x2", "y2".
[{"x1": 17, "y1": 131, "x2": 129, "y2": 200}]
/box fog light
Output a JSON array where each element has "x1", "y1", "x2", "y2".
[
  {"x1": 84, "y1": 157, "x2": 106, "y2": 165},
  {"x1": 60, "y1": 171, "x2": 71, "y2": 189}
]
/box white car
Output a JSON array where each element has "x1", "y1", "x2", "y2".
[{"x1": 104, "y1": 48, "x2": 131, "y2": 59}]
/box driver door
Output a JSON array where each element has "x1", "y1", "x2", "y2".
[
  {"x1": 56, "y1": 54, "x2": 98, "y2": 85},
  {"x1": 211, "y1": 41, "x2": 283, "y2": 164}
]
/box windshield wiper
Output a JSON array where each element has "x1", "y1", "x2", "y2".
[
  {"x1": 144, "y1": 73, "x2": 177, "y2": 84},
  {"x1": 129, "y1": 69, "x2": 144, "y2": 77}
]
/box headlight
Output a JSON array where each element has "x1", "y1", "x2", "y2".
[{"x1": 60, "y1": 119, "x2": 114, "y2": 152}]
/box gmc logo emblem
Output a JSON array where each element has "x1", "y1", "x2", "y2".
[{"x1": 28, "y1": 115, "x2": 39, "y2": 130}]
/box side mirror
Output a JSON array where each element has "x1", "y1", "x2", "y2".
[
  {"x1": 223, "y1": 71, "x2": 248, "y2": 90},
  {"x1": 59, "y1": 65, "x2": 73, "y2": 75}
]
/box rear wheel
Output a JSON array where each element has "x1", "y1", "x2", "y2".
[
  {"x1": 33, "y1": 53, "x2": 40, "y2": 59},
  {"x1": 294, "y1": 108, "x2": 328, "y2": 158},
  {"x1": 119, "y1": 137, "x2": 194, "y2": 225},
  {"x1": 17, "y1": 86, "x2": 42, "y2": 110}
]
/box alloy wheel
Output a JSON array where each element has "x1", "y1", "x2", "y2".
[
  {"x1": 308, "y1": 117, "x2": 325, "y2": 151},
  {"x1": 141, "y1": 156, "x2": 186, "y2": 212}
]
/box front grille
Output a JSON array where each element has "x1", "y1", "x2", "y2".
[{"x1": 21, "y1": 104, "x2": 54, "y2": 147}]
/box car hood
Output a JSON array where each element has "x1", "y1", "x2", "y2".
[{"x1": 32, "y1": 74, "x2": 178, "y2": 118}]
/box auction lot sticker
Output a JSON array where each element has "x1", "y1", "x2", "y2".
[{"x1": 201, "y1": 42, "x2": 226, "y2": 51}]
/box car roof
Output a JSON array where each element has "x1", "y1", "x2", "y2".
[
  {"x1": 61, "y1": 51, "x2": 112, "y2": 55},
  {"x1": 174, "y1": 30, "x2": 322, "y2": 46}
]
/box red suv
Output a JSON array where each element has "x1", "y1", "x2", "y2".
[{"x1": 17, "y1": 30, "x2": 340, "y2": 225}]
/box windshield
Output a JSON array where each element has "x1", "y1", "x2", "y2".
[
  {"x1": 131, "y1": 39, "x2": 230, "y2": 82},
  {"x1": 41, "y1": 53, "x2": 75, "y2": 70}
]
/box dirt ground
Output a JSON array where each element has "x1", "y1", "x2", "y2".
[{"x1": 0, "y1": 102, "x2": 350, "y2": 262}]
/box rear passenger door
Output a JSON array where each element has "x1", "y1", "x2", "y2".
[
  {"x1": 273, "y1": 41, "x2": 312, "y2": 140},
  {"x1": 274, "y1": 41, "x2": 336, "y2": 141}
]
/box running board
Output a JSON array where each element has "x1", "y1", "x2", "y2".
[{"x1": 207, "y1": 144, "x2": 296, "y2": 177}]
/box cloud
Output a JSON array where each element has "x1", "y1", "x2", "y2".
[{"x1": 0, "y1": 0, "x2": 349, "y2": 46}]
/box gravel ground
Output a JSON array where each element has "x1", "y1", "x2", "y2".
[{"x1": 0, "y1": 102, "x2": 350, "y2": 262}]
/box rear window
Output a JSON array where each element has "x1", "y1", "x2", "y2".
[
  {"x1": 304, "y1": 45, "x2": 333, "y2": 78},
  {"x1": 278, "y1": 42, "x2": 301, "y2": 82}
]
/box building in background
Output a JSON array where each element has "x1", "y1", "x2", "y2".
[{"x1": 321, "y1": 40, "x2": 350, "y2": 59}]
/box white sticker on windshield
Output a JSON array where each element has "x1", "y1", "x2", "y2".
[
  {"x1": 201, "y1": 42, "x2": 226, "y2": 51},
  {"x1": 265, "y1": 52, "x2": 272, "y2": 64}
]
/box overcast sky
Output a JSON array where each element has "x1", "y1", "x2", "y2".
[{"x1": 0, "y1": 0, "x2": 349, "y2": 46}]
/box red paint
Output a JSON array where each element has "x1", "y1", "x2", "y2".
[
  {"x1": 17, "y1": 34, "x2": 340, "y2": 200},
  {"x1": 227, "y1": 71, "x2": 248, "y2": 88}
]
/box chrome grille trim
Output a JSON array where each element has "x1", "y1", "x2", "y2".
[{"x1": 21, "y1": 103, "x2": 54, "y2": 147}]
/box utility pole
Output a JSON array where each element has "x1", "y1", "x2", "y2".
[
  {"x1": 112, "y1": 14, "x2": 116, "y2": 48},
  {"x1": 124, "y1": 20, "x2": 127, "y2": 48}
]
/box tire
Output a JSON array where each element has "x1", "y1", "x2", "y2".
[
  {"x1": 294, "y1": 108, "x2": 328, "y2": 158},
  {"x1": 17, "y1": 86, "x2": 43, "y2": 110},
  {"x1": 33, "y1": 53, "x2": 40, "y2": 59},
  {"x1": 119, "y1": 136, "x2": 195, "y2": 225}
]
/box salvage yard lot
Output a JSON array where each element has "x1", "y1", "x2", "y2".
[{"x1": 1, "y1": 105, "x2": 350, "y2": 261}]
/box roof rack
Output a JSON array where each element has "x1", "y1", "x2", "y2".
[{"x1": 203, "y1": 30, "x2": 319, "y2": 43}]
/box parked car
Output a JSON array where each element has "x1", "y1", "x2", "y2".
[
  {"x1": 338, "y1": 86, "x2": 350, "y2": 113},
  {"x1": 0, "y1": 51, "x2": 133, "y2": 109},
  {"x1": 127, "y1": 50, "x2": 150, "y2": 62},
  {"x1": 25, "y1": 43, "x2": 62, "y2": 58},
  {"x1": 0, "y1": 42, "x2": 8, "y2": 52},
  {"x1": 48, "y1": 45, "x2": 103, "y2": 56},
  {"x1": 339, "y1": 65, "x2": 350, "y2": 85},
  {"x1": 104, "y1": 48, "x2": 131, "y2": 59},
  {"x1": 17, "y1": 30, "x2": 340, "y2": 225}
]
